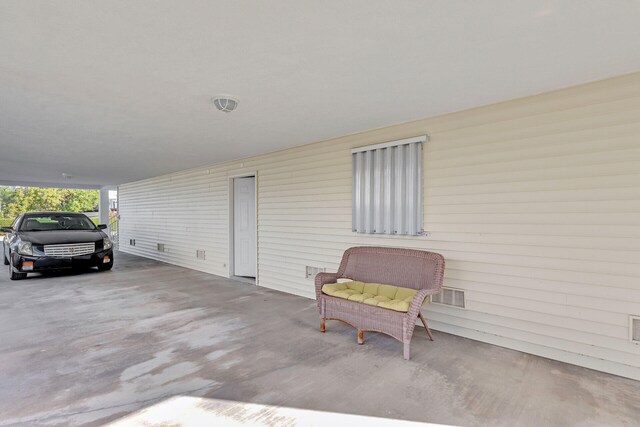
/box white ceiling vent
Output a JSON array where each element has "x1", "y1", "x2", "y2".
[
  {"x1": 631, "y1": 316, "x2": 640, "y2": 344},
  {"x1": 212, "y1": 96, "x2": 239, "y2": 113},
  {"x1": 431, "y1": 287, "x2": 465, "y2": 309}
]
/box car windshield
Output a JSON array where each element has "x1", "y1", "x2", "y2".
[{"x1": 19, "y1": 214, "x2": 97, "y2": 232}]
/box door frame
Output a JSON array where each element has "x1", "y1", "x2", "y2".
[{"x1": 228, "y1": 171, "x2": 258, "y2": 284}]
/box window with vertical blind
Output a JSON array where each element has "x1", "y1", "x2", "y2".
[{"x1": 352, "y1": 135, "x2": 426, "y2": 235}]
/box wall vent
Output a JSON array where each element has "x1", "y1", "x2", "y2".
[
  {"x1": 196, "y1": 250, "x2": 206, "y2": 260},
  {"x1": 431, "y1": 287, "x2": 465, "y2": 309},
  {"x1": 129, "y1": 239, "x2": 136, "y2": 246},
  {"x1": 631, "y1": 316, "x2": 640, "y2": 344},
  {"x1": 157, "y1": 243, "x2": 165, "y2": 252},
  {"x1": 306, "y1": 266, "x2": 326, "y2": 279}
]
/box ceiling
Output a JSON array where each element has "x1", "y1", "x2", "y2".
[{"x1": 2, "y1": 1, "x2": 640, "y2": 188}]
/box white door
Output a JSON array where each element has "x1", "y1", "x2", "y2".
[{"x1": 233, "y1": 176, "x2": 256, "y2": 277}]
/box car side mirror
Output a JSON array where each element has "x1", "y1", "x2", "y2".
[
  {"x1": 1, "y1": 227, "x2": 13, "y2": 233},
  {"x1": 97, "y1": 224, "x2": 108, "y2": 230}
]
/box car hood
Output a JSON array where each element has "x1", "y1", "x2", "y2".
[{"x1": 19, "y1": 230, "x2": 105, "y2": 245}]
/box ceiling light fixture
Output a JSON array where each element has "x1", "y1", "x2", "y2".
[{"x1": 212, "y1": 95, "x2": 239, "y2": 113}]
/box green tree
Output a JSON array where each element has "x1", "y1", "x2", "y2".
[
  {"x1": 61, "y1": 189, "x2": 99, "y2": 212},
  {"x1": 0, "y1": 186, "x2": 16, "y2": 216},
  {"x1": 0, "y1": 186, "x2": 98, "y2": 217}
]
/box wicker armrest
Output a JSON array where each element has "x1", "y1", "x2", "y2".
[
  {"x1": 315, "y1": 272, "x2": 340, "y2": 300},
  {"x1": 407, "y1": 288, "x2": 440, "y2": 318}
]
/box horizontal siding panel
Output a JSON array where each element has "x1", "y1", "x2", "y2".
[
  {"x1": 425, "y1": 212, "x2": 640, "y2": 226},
  {"x1": 425, "y1": 232, "x2": 640, "y2": 252},
  {"x1": 464, "y1": 294, "x2": 628, "y2": 329},
  {"x1": 429, "y1": 137, "x2": 640, "y2": 172},
  {"x1": 429, "y1": 102, "x2": 640, "y2": 150},
  {"x1": 429, "y1": 116, "x2": 640, "y2": 161},
  {"x1": 428, "y1": 162, "x2": 640, "y2": 188},
  {"x1": 427, "y1": 174, "x2": 640, "y2": 196},
  {"x1": 464, "y1": 300, "x2": 628, "y2": 340},
  {"x1": 460, "y1": 289, "x2": 630, "y2": 329},
  {"x1": 424, "y1": 223, "x2": 640, "y2": 238},
  {"x1": 446, "y1": 269, "x2": 638, "y2": 298},
  {"x1": 429, "y1": 122, "x2": 640, "y2": 161},
  {"x1": 426, "y1": 200, "x2": 640, "y2": 214},
  {"x1": 446, "y1": 261, "x2": 638, "y2": 290},
  {"x1": 426, "y1": 76, "x2": 640, "y2": 132},
  {"x1": 428, "y1": 320, "x2": 640, "y2": 381},
  {"x1": 427, "y1": 187, "x2": 640, "y2": 205},
  {"x1": 262, "y1": 173, "x2": 351, "y2": 188},
  {"x1": 258, "y1": 193, "x2": 351, "y2": 203},
  {"x1": 119, "y1": 72, "x2": 640, "y2": 380},
  {"x1": 415, "y1": 240, "x2": 639, "y2": 264},
  {"x1": 448, "y1": 278, "x2": 640, "y2": 310},
  {"x1": 257, "y1": 187, "x2": 351, "y2": 197},
  {"x1": 425, "y1": 309, "x2": 639, "y2": 367}
]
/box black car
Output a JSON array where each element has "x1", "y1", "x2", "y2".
[{"x1": 2, "y1": 212, "x2": 114, "y2": 280}]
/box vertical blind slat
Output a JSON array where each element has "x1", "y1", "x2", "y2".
[
  {"x1": 352, "y1": 154, "x2": 358, "y2": 232},
  {"x1": 383, "y1": 147, "x2": 393, "y2": 234},
  {"x1": 416, "y1": 142, "x2": 423, "y2": 233},
  {"x1": 406, "y1": 143, "x2": 416, "y2": 234},
  {"x1": 352, "y1": 141, "x2": 423, "y2": 235},
  {"x1": 394, "y1": 144, "x2": 404, "y2": 234},
  {"x1": 363, "y1": 150, "x2": 372, "y2": 233},
  {"x1": 373, "y1": 148, "x2": 383, "y2": 233}
]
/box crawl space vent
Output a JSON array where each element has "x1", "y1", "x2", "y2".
[
  {"x1": 157, "y1": 243, "x2": 165, "y2": 252},
  {"x1": 129, "y1": 239, "x2": 136, "y2": 246},
  {"x1": 631, "y1": 316, "x2": 640, "y2": 344},
  {"x1": 431, "y1": 287, "x2": 465, "y2": 308},
  {"x1": 196, "y1": 250, "x2": 206, "y2": 260},
  {"x1": 306, "y1": 266, "x2": 326, "y2": 279}
]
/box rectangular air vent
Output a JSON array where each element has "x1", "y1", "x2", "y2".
[
  {"x1": 306, "y1": 266, "x2": 326, "y2": 279},
  {"x1": 129, "y1": 239, "x2": 136, "y2": 246},
  {"x1": 631, "y1": 316, "x2": 640, "y2": 344},
  {"x1": 431, "y1": 287, "x2": 465, "y2": 309},
  {"x1": 157, "y1": 243, "x2": 165, "y2": 252},
  {"x1": 196, "y1": 250, "x2": 206, "y2": 260}
]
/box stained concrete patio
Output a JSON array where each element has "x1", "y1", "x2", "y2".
[{"x1": 0, "y1": 252, "x2": 638, "y2": 426}]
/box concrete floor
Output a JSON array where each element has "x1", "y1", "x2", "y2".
[{"x1": 0, "y1": 252, "x2": 638, "y2": 427}]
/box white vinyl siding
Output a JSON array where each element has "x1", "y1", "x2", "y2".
[{"x1": 119, "y1": 72, "x2": 640, "y2": 381}]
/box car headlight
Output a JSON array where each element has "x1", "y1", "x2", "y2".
[
  {"x1": 18, "y1": 241, "x2": 33, "y2": 256},
  {"x1": 103, "y1": 237, "x2": 112, "y2": 250}
]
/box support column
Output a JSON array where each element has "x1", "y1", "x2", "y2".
[{"x1": 99, "y1": 187, "x2": 110, "y2": 225}]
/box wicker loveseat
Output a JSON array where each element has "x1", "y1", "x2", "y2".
[{"x1": 315, "y1": 246, "x2": 445, "y2": 360}]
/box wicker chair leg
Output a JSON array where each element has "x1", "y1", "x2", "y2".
[
  {"x1": 357, "y1": 329, "x2": 364, "y2": 345},
  {"x1": 320, "y1": 319, "x2": 326, "y2": 332},
  {"x1": 402, "y1": 317, "x2": 411, "y2": 360},
  {"x1": 418, "y1": 312, "x2": 434, "y2": 341}
]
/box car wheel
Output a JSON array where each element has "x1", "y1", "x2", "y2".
[
  {"x1": 8, "y1": 256, "x2": 27, "y2": 280},
  {"x1": 97, "y1": 262, "x2": 113, "y2": 272}
]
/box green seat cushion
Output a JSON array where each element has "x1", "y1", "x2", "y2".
[{"x1": 322, "y1": 281, "x2": 427, "y2": 312}]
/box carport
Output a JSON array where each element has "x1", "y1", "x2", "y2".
[{"x1": 2, "y1": 1, "x2": 640, "y2": 426}]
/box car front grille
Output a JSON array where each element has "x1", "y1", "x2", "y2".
[{"x1": 44, "y1": 242, "x2": 96, "y2": 257}]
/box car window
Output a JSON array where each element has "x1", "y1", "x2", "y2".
[{"x1": 19, "y1": 215, "x2": 97, "y2": 231}]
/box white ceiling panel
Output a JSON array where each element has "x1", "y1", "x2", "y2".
[{"x1": 1, "y1": 1, "x2": 639, "y2": 186}]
